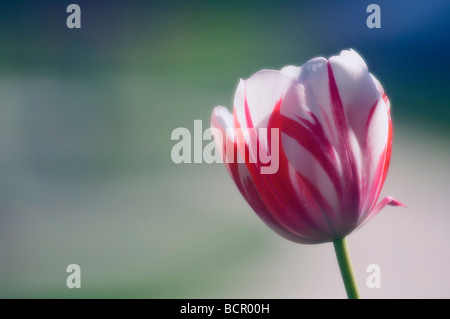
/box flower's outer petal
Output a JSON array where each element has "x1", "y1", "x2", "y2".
[
  {"x1": 371, "y1": 73, "x2": 386, "y2": 98},
  {"x1": 358, "y1": 196, "x2": 406, "y2": 229},
  {"x1": 281, "y1": 56, "x2": 362, "y2": 233},
  {"x1": 233, "y1": 100, "x2": 333, "y2": 243},
  {"x1": 280, "y1": 65, "x2": 301, "y2": 79},
  {"x1": 327, "y1": 49, "x2": 390, "y2": 227},
  {"x1": 329, "y1": 53, "x2": 392, "y2": 221},
  {"x1": 234, "y1": 70, "x2": 295, "y2": 151},
  {"x1": 358, "y1": 97, "x2": 391, "y2": 221},
  {"x1": 279, "y1": 83, "x2": 342, "y2": 234},
  {"x1": 283, "y1": 57, "x2": 341, "y2": 160},
  {"x1": 328, "y1": 49, "x2": 384, "y2": 157},
  {"x1": 339, "y1": 49, "x2": 368, "y2": 69},
  {"x1": 212, "y1": 106, "x2": 322, "y2": 244}
]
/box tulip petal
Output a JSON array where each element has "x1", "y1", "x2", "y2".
[
  {"x1": 359, "y1": 98, "x2": 390, "y2": 217},
  {"x1": 280, "y1": 65, "x2": 301, "y2": 79},
  {"x1": 213, "y1": 105, "x2": 325, "y2": 244},
  {"x1": 234, "y1": 70, "x2": 295, "y2": 140},
  {"x1": 211, "y1": 106, "x2": 238, "y2": 165},
  {"x1": 279, "y1": 85, "x2": 342, "y2": 223},
  {"x1": 359, "y1": 196, "x2": 406, "y2": 228},
  {"x1": 279, "y1": 60, "x2": 344, "y2": 214},
  {"x1": 328, "y1": 50, "x2": 382, "y2": 151},
  {"x1": 339, "y1": 49, "x2": 368, "y2": 69},
  {"x1": 282, "y1": 57, "x2": 341, "y2": 161},
  {"x1": 233, "y1": 102, "x2": 333, "y2": 243},
  {"x1": 232, "y1": 161, "x2": 320, "y2": 244}
]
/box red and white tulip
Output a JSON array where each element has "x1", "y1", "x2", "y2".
[{"x1": 211, "y1": 49, "x2": 404, "y2": 244}]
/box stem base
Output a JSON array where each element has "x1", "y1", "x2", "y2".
[{"x1": 333, "y1": 237, "x2": 360, "y2": 299}]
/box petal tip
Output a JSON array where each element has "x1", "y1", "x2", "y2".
[{"x1": 385, "y1": 196, "x2": 406, "y2": 208}]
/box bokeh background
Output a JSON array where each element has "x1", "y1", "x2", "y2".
[{"x1": 0, "y1": 0, "x2": 449, "y2": 298}]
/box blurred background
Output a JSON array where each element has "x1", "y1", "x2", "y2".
[{"x1": 0, "y1": 0, "x2": 449, "y2": 298}]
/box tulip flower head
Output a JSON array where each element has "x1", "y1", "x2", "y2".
[{"x1": 211, "y1": 49, "x2": 404, "y2": 244}]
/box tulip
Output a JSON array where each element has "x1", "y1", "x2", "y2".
[{"x1": 211, "y1": 49, "x2": 404, "y2": 298}]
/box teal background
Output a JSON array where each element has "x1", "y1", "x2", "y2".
[{"x1": 0, "y1": 0, "x2": 449, "y2": 298}]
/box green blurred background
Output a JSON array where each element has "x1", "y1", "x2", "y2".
[{"x1": 0, "y1": 0, "x2": 449, "y2": 298}]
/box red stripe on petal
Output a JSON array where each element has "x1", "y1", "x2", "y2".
[
  {"x1": 327, "y1": 62, "x2": 361, "y2": 220},
  {"x1": 291, "y1": 170, "x2": 338, "y2": 237},
  {"x1": 382, "y1": 116, "x2": 393, "y2": 185},
  {"x1": 237, "y1": 165, "x2": 319, "y2": 244},
  {"x1": 281, "y1": 114, "x2": 342, "y2": 201},
  {"x1": 244, "y1": 95, "x2": 254, "y2": 129}
]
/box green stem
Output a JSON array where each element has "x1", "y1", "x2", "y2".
[{"x1": 333, "y1": 237, "x2": 360, "y2": 299}]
